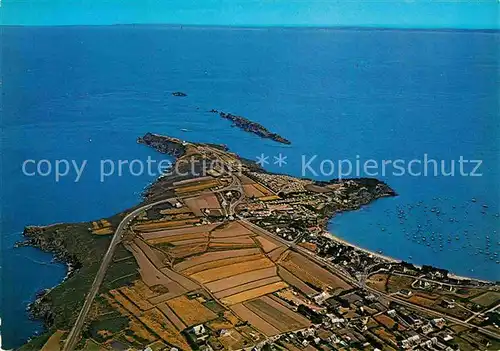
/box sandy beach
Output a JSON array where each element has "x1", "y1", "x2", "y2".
[{"x1": 323, "y1": 231, "x2": 399, "y2": 263}]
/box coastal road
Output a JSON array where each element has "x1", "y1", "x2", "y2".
[
  {"x1": 61, "y1": 197, "x2": 179, "y2": 351},
  {"x1": 64, "y1": 143, "x2": 499, "y2": 348},
  {"x1": 63, "y1": 171, "x2": 244, "y2": 350},
  {"x1": 239, "y1": 218, "x2": 500, "y2": 340},
  {"x1": 465, "y1": 301, "x2": 500, "y2": 323},
  {"x1": 212, "y1": 147, "x2": 500, "y2": 340}
]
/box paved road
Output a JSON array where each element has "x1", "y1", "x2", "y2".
[
  {"x1": 240, "y1": 218, "x2": 500, "y2": 340},
  {"x1": 63, "y1": 171, "x2": 241, "y2": 349},
  {"x1": 64, "y1": 146, "x2": 499, "y2": 349},
  {"x1": 62, "y1": 198, "x2": 176, "y2": 351},
  {"x1": 465, "y1": 301, "x2": 500, "y2": 323}
]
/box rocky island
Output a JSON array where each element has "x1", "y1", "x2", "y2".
[
  {"x1": 210, "y1": 109, "x2": 291, "y2": 144},
  {"x1": 172, "y1": 91, "x2": 187, "y2": 97},
  {"x1": 16, "y1": 133, "x2": 500, "y2": 351}
]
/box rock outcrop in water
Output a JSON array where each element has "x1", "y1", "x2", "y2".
[
  {"x1": 210, "y1": 109, "x2": 291, "y2": 145},
  {"x1": 172, "y1": 91, "x2": 187, "y2": 97}
]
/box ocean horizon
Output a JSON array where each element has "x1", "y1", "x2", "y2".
[{"x1": 1, "y1": 25, "x2": 499, "y2": 349}]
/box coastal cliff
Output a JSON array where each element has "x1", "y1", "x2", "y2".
[
  {"x1": 137, "y1": 132, "x2": 187, "y2": 157},
  {"x1": 16, "y1": 216, "x2": 134, "y2": 351},
  {"x1": 17, "y1": 133, "x2": 495, "y2": 351}
]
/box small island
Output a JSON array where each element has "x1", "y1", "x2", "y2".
[
  {"x1": 16, "y1": 133, "x2": 500, "y2": 351},
  {"x1": 210, "y1": 109, "x2": 291, "y2": 145},
  {"x1": 172, "y1": 91, "x2": 187, "y2": 97}
]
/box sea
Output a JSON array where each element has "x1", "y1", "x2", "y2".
[{"x1": 1, "y1": 25, "x2": 499, "y2": 349}]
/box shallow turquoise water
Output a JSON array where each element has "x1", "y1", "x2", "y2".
[{"x1": 1, "y1": 26, "x2": 499, "y2": 348}]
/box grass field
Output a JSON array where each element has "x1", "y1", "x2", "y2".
[
  {"x1": 471, "y1": 291, "x2": 500, "y2": 307},
  {"x1": 40, "y1": 330, "x2": 65, "y2": 351},
  {"x1": 138, "y1": 308, "x2": 191, "y2": 350},
  {"x1": 367, "y1": 273, "x2": 389, "y2": 292},
  {"x1": 109, "y1": 289, "x2": 142, "y2": 316}
]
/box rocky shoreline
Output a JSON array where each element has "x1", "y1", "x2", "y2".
[
  {"x1": 18, "y1": 226, "x2": 81, "y2": 270},
  {"x1": 15, "y1": 132, "x2": 496, "y2": 350},
  {"x1": 16, "y1": 226, "x2": 81, "y2": 329},
  {"x1": 210, "y1": 109, "x2": 292, "y2": 144},
  {"x1": 137, "y1": 132, "x2": 188, "y2": 157}
]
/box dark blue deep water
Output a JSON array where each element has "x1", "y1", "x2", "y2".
[{"x1": 1, "y1": 26, "x2": 499, "y2": 348}]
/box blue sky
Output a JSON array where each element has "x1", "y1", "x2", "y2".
[{"x1": 1, "y1": 0, "x2": 498, "y2": 29}]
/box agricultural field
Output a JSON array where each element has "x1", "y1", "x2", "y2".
[
  {"x1": 243, "y1": 295, "x2": 310, "y2": 332},
  {"x1": 242, "y1": 184, "x2": 268, "y2": 198},
  {"x1": 471, "y1": 291, "x2": 500, "y2": 307},
  {"x1": 133, "y1": 219, "x2": 201, "y2": 232},
  {"x1": 407, "y1": 294, "x2": 473, "y2": 320},
  {"x1": 91, "y1": 219, "x2": 114, "y2": 235},
  {"x1": 268, "y1": 246, "x2": 288, "y2": 262},
  {"x1": 157, "y1": 303, "x2": 187, "y2": 331},
  {"x1": 180, "y1": 254, "x2": 264, "y2": 276},
  {"x1": 138, "y1": 308, "x2": 191, "y2": 350},
  {"x1": 221, "y1": 282, "x2": 289, "y2": 305},
  {"x1": 367, "y1": 273, "x2": 389, "y2": 292},
  {"x1": 255, "y1": 235, "x2": 281, "y2": 253},
  {"x1": 109, "y1": 289, "x2": 141, "y2": 316},
  {"x1": 231, "y1": 303, "x2": 281, "y2": 336},
  {"x1": 209, "y1": 221, "x2": 255, "y2": 238},
  {"x1": 277, "y1": 266, "x2": 318, "y2": 296},
  {"x1": 141, "y1": 223, "x2": 218, "y2": 240},
  {"x1": 40, "y1": 330, "x2": 66, "y2": 351},
  {"x1": 214, "y1": 276, "x2": 282, "y2": 299},
  {"x1": 183, "y1": 193, "x2": 221, "y2": 216},
  {"x1": 279, "y1": 251, "x2": 351, "y2": 293},
  {"x1": 174, "y1": 248, "x2": 261, "y2": 271},
  {"x1": 172, "y1": 176, "x2": 215, "y2": 187},
  {"x1": 189, "y1": 257, "x2": 275, "y2": 283},
  {"x1": 94, "y1": 210, "x2": 357, "y2": 350},
  {"x1": 386, "y1": 274, "x2": 414, "y2": 293},
  {"x1": 159, "y1": 207, "x2": 193, "y2": 215},
  {"x1": 174, "y1": 178, "x2": 220, "y2": 195},
  {"x1": 166, "y1": 295, "x2": 218, "y2": 326}
]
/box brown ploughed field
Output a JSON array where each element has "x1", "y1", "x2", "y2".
[
  {"x1": 173, "y1": 248, "x2": 261, "y2": 271},
  {"x1": 189, "y1": 257, "x2": 275, "y2": 284},
  {"x1": 231, "y1": 303, "x2": 281, "y2": 337},
  {"x1": 166, "y1": 295, "x2": 218, "y2": 327},
  {"x1": 205, "y1": 267, "x2": 278, "y2": 293},
  {"x1": 221, "y1": 281, "x2": 288, "y2": 305}
]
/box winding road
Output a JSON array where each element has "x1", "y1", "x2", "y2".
[
  {"x1": 62, "y1": 169, "x2": 240, "y2": 350},
  {"x1": 63, "y1": 146, "x2": 499, "y2": 349},
  {"x1": 240, "y1": 218, "x2": 500, "y2": 340},
  {"x1": 62, "y1": 198, "x2": 176, "y2": 351}
]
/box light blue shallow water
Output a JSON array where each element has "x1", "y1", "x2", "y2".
[{"x1": 1, "y1": 26, "x2": 499, "y2": 348}]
